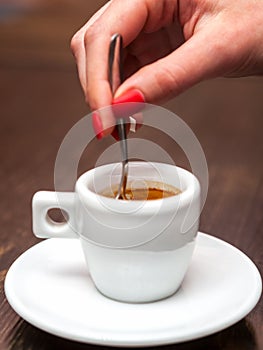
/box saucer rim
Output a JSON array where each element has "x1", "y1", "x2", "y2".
[{"x1": 4, "y1": 232, "x2": 262, "y2": 347}]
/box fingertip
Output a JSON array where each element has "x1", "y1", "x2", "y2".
[
  {"x1": 113, "y1": 88, "x2": 145, "y2": 104},
  {"x1": 92, "y1": 112, "x2": 105, "y2": 140},
  {"x1": 92, "y1": 109, "x2": 116, "y2": 139}
]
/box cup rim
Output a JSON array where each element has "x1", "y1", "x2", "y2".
[{"x1": 75, "y1": 162, "x2": 200, "y2": 211}]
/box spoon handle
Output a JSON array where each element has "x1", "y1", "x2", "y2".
[{"x1": 109, "y1": 34, "x2": 128, "y2": 199}]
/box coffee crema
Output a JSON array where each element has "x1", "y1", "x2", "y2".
[{"x1": 100, "y1": 181, "x2": 181, "y2": 200}]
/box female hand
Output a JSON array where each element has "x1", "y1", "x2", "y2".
[{"x1": 71, "y1": 0, "x2": 263, "y2": 138}]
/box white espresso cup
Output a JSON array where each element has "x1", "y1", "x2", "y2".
[{"x1": 32, "y1": 162, "x2": 200, "y2": 303}]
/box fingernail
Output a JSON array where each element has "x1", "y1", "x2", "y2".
[
  {"x1": 113, "y1": 89, "x2": 145, "y2": 104},
  {"x1": 92, "y1": 112, "x2": 104, "y2": 140},
  {"x1": 112, "y1": 89, "x2": 145, "y2": 119},
  {"x1": 111, "y1": 127, "x2": 119, "y2": 141},
  {"x1": 111, "y1": 123, "x2": 130, "y2": 141}
]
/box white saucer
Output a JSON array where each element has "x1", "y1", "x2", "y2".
[{"x1": 5, "y1": 232, "x2": 262, "y2": 347}]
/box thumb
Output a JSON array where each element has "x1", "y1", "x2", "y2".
[{"x1": 115, "y1": 30, "x2": 232, "y2": 103}]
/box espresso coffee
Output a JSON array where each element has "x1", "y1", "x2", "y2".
[{"x1": 101, "y1": 181, "x2": 181, "y2": 200}]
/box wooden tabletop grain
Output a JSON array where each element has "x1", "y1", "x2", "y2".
[{"x1": 0, "y1": 1, "x2": 262, "y2": 349}]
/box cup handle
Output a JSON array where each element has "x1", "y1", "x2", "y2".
[{"x1": 32, "y1": 191, "x2": 78, "y2": 239}]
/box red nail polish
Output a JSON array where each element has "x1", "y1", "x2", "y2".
[
  {"x1": 111, "y1": 123, "x2": 130, "y2": 141},
  {"x1": 113, "y1": 89, "x2": 145, "y2": 105},
  {"x1": 92, "y1": 112, "x2": 104, "y2": 140},
  {"x1": 112, "y1": 89, "x2": 145, "y2": 119},
  {"x1": 111, "y1": 126, "x2": 120, "y2": 141}
]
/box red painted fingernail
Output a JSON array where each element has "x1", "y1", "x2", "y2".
[
  {"x1": 113, "y1": 89, "x2": 145, "y2": 105},
  {"x1": 92, "y1": 112, "x2": 104, "y2": 140},
  {"x1": 111, "y1": 122, "x2": 130, "y2": 141},
  {"x1": 111, "y1": 126, "x2": 120, "y2": 141},
  {"x1": 112, "y1": 89, "x2": 145, "y2": 119}
]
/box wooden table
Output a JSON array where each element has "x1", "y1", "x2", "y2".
[{"x1": 0, "y1": 1, "x2": 262, "y2": 349}]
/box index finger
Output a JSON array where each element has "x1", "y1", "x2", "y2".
[{"x1": 84, "y1": 0, "x2": 148, "y2": 114}]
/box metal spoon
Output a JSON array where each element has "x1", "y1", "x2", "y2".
[{"x1": 109, "y1": 33, "x2": 128, "y2": 200}]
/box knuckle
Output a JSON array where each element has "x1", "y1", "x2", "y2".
[
  {"x1": 83, "y1": 23, "x2": 104, "y2": 48},
  {"x1": 70, "y1": 32, "x2": 82, "y2": 54},
  {"x1": 155, "y1": 63, "x2": 186, "y2": 96}
]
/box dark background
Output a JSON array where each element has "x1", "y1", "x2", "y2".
[{"x1": 0, "y1": 1, "x2": 262, "y2": 349}]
